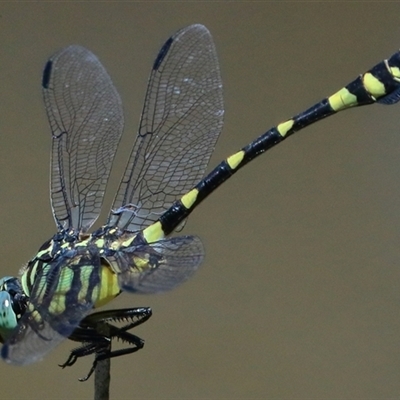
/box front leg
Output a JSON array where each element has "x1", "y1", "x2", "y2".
[{"x1": 60, "y1": 307, "x2": 152, "y2": 381}]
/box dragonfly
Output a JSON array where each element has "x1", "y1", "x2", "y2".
[{"x1": 1, "y1": 24, "x2": 400, "y2": 380}]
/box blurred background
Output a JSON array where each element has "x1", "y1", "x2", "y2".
[{"x1": 1, "y1": 2, "x2": 400, "y2": 399}]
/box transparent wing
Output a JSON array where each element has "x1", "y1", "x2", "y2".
[
  {"x1": 2, "y1": 248, "x2": 100, "y2": 365},
  {"x1": 114, "y1": 235, "x2": 204, "y2": 294},
  {"x1": 108, "y1": 24, "x2": 224, "y2": 232},
  {"x1": 43, "y1": 45, "x2": 124, "y2": 232}
]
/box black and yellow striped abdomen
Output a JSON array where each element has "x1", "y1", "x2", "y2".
[{"x1": 139, "y1": 51, "x2": 400, "y2": 243}]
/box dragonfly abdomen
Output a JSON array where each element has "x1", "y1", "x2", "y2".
[{"x1": 146, "y1": 50, "x2": 400, "y2": 240}]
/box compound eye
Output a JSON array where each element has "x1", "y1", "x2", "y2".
[{"x1": 0, "y1": 291, "x2": 18, "y2": 342}]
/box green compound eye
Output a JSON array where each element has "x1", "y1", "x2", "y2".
[{"x1": 0, "y1": 291, "x2": 18, "y2": 342}]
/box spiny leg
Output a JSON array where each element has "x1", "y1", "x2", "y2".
[
  {"x1": 80, "y1": 327, "x2": 146, "y2": 382},
  {"x1": 60, "y1": 307, "x2": 151, "y2": 381}
]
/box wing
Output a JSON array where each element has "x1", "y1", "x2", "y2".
[
  {"x1": 2, "y1": 248, "x2": 100, "y2": 365},
  {"x1": 111, "y1": 235, "x2": 204, "y2": 294},
  {"x1": 108, "y1": 24, "x2": 224, "y2": 232},
  {"x1": 43, "y1": 45, "x2": 124, "y2": 232}
]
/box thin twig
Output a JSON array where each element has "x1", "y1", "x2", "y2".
[
  {"x1": 94, "y1": 357, "x2": 111, "y2": 400},
  {"x1": 94, "y1": 322, "x2": 111, "y2": 400}
]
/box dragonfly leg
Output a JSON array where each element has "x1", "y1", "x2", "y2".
[
  {"x1": 79, "y1": 328, "x2": 146, "y2": 382},
  {"x1": 60, "y1": 307, "x2": 152, "y2": 381}
]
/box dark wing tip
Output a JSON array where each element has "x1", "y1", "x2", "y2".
[
  {"x1": 152, "y1": 24, "x2": 210, "y2": 72},
  {"x1": 153, "y1": 37, "x2": 174, "y2": 71},
  {"x1": 42, "y1": 60, "x2": 53, "y2": 89}
]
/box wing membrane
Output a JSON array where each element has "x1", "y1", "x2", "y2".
[
  {"x1": 108, "y1": 24, "x2": 224, "y2": 232},
  {"x1": 115, "y1": 235, "x2": 204, "y2": 294},
  {"x1": 43, "y1": 46, "x2": 124, "y2": 232}
]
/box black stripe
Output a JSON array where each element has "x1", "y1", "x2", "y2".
[
  {"x1": 64, "y1": 262, "x2": 82, "y2": 312},
  {"x1": 85, "y1": 259, "x2": 101, "y2": 304},
  {"x1": 290, "y1": 99, "x2": 334, "y2": 133},
  {"x1": 346, "y1": 76, "x2": 375, "y2": 105}
]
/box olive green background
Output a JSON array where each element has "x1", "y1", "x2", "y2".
[{"x1": 1, "y1": 2, "x2": 400, "y2": 399}]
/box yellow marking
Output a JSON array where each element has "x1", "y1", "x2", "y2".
[
  {"x1": 143, "y1": 221, "x2": 165, "y2": 243},
  {"x1": 75, "y1": 238, "x2": 90, "y2": 247},
  {"x1": 94, "y1": 238, "x2": 105, "y2": 248},
  {"x1": 47, "y1": 264, "x2": 79, "y2": 315},
  {"x1": 389, "y1": 65, "x2": 400, "y2": 81},
  {"x1": 133, "y1": 255, "x2": 151, "y2": 272},
  {"x1": 328, "y1": 87, "x2": 358, "y2": 111},
  {"x1": 48, "y1": 297, "x2": 66, "y2": 315},
  {"x1": 362, "y1": 72, "x2": 386, "y2": 99},
  {"x1": 110, "y1": 239, "x2": 120, "y2": 250},
  {"x1": 30, "y1": 307, "x2": 42, "y2": 324},
  {"x1": 94, "y1": 263, "x2": 120, "y2": 308},
  {"x1": 181, "y1": 188, "x2": 199, "y2": 209},
  {"x1": 21, "y1": 261, "x2": 39, "y2": 296},
  {"x1": 121, "y1": 236, "x2": 135, "y2": 248},
  {"x1": 276, "y1": 119, "x2": 294, "y2": 137},
  {"x1": 227, "y1": 151, "x2": 245, "y2": 169},
  {"x1": 91, "y1": 284, "x2": 100, "y2": 305},
  {"x1": 109, "y1": 234, "x2": 137, "y2": 250},
  {"x1": 20, "y1": 271, "x2": 29, "y2": 296},
  {"x1": 36, "y1": 242, "x2": 53, "y2": 258}
]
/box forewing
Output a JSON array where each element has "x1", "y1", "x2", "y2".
[
  {"x1": 108, "y1": 24, "x2": 224, "y2": 232},
  {"x1": 43, "y1": 45, "x2": 124, "y2": 232},
  {"x1": 116, "y1": 235, "x2": 204, "y2": 294},
  {"x1": 1, "y1": 248, "x2": 100, "y2": 365}
]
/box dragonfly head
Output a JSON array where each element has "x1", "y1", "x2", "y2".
[{"x1": 0, "y1": 277, "x2": 28, "y2": 343}]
